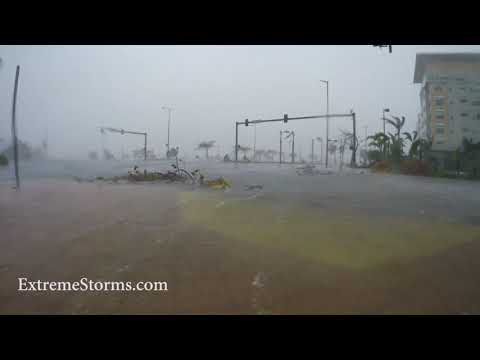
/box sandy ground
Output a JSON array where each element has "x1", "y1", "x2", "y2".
[{"x1": 2, "y1": 162, "x2": 480, "y2": 314}]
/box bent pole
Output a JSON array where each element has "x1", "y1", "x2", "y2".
[{"x1": 11, "y1": 65, "x2": 20, "y2": 190}]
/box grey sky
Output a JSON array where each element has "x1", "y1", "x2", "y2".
[{"x1": 1, "y1": 45, "x2": 480, "y2": 159}]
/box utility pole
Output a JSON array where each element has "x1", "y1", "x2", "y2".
[
  {"x1": 11, "y1": 66, "x2": 21, "y2": 190},
  {"x1": 320, "y1": 80, "x2": 329, "y2": 168}
]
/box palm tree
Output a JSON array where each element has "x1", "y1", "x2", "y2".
[
  {"x1": 386, "y1": 116, "x2": 406, "y2": 140},
  {"x1": 339, "y1": 129, "x2": 360, "y2": 166},
  {"x1": 410, "y1": 138, "x2": 430, "y2": 160},
  {"x1": 387, "y1": 132, "x2": 404, "y2": 163},
  {"x1": 197, "y1": 140, "x2": 216, "y2": 159},
  {"x1": 368, "y1": 132, "x2": 390, "y2": 158},
  {"x1": 403, "y1": 130, "x2": 418, "y2": 159}
]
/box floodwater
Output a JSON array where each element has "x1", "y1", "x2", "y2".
[{"x1": 2, "y1": 160, "x2": 480, "y2": 314}]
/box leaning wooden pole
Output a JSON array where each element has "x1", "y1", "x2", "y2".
[{"x1": 11, "y1": 65, "x2": 20, "y2": 190}]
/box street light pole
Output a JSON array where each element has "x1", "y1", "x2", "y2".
[
  {"x1": 162, "y1": 106, "x2": 173, "y2": 157},
  {"x1": 320, "y1": 80, "x2": 329, "y2": 168},
  {"x1": 11, "y1": 65, "x2": 21, "y2": 190},
  {"x1": 382, "y1": 108, "x2": 390, "y2": 134},
  {"x1": 291, "y1": 131, "x2": 295, "y2": 163},
  {"x1": 311, "y1": 138, "x2": 314, "y2": 163},
  {"x1": 279, "y1": 131, "x2": 282, "y2": 164},
  {"x1": 253, "y1": 123, "x2": 257, "y2": 158}
]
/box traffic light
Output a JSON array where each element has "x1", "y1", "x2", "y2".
[
  {"x1": 245, "y1": 119, "x2": 249, "y2": 126},
  {"x1": 283, "y1": 114, "x2": 288, "y2": 123}
]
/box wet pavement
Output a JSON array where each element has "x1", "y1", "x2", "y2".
[{"x1": 1, "y1": 160, "x2": 480, "y2": 314}]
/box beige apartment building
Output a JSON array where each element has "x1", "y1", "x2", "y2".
[{"x1": 414, "y1": 53, "x2": 480, "y2": 156}]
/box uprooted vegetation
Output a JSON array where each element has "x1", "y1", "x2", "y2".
[{"x1": 75, "y1": 164, "x2": 231, "y2": 190}]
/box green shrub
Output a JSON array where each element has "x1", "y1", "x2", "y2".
[
  {"x1": 400, "y1": 159, "x2": 430, "y2": 176},
  {"x1": 367, "y1": 150, "x2": 382, "y2": 164},
  {"x1": 371, "y1": 160, "x2": 392, "y2": 173},
  {"x1": 0, "y1": 153, "x2": 8, "y2": 166}
]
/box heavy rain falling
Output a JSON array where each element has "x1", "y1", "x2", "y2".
[{"x1": 2, "y1": 45, "x2": 480, "y2": 314}]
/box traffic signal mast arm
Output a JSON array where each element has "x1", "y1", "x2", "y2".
[
  {"x1": 238, "y1": 113, "x2": 354, "y2": 126},
  {"x1": 99, "y1": 127, "x2": 148, "y2": 161},
  {"x1": 100, "y1": 127, "x2": 146, "y2": 136}
]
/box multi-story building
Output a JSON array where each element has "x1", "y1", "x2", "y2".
[{"x1": 414, "y1": 53, "x2": 480, "y2": 157}]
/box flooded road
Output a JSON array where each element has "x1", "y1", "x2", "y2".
[{"x1": 2, "y1": 160, "x2": 480, "y2": 314}]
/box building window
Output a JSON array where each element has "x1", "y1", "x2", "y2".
[
  {"x1": 477, "y1": 114, "x2": 480, "y2": 120},
  {"x1": 460, "y1": 98, "x2": 468, "y2": 103},
  {"x1": 434, "y1": 96, "x2": 445, "y2": 106},
  {"x1": 436, "y1": 127, "x2": 446, "y2": 135},
  {"x1": 471, "y1": 87, "x2": 480, "y2": 93},
  {"x1": 461, "y1": 113, "x2": 469, "y2": 117},
  {"x1": 472, "y1": 100, "x2": 480, "y2": 106}
]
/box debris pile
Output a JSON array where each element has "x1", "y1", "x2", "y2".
[
  {"x1": 75, "y1": 164, "x2": 231, "y2": 190},
  {"x1": 296, "y1": 164, "x2": 318, "y2": 175},
  {"x1": 244, "y1": 184, "x2": 263, "y2": 191},
  {"x1": 296, "y1": 164, "x2": 335, "y2": 176}
]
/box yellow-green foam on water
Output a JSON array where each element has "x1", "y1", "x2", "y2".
[{"x1": 179, "y1": 191, "x2": 480, "y2": 270}]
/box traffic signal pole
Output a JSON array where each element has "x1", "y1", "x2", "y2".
[{"x1": 235, "y1": 112, "x2": 356, "y2": 165}]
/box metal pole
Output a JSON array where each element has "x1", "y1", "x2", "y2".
[
  {"x1": 311, "y1": 139, "x2": 314, "y2": 163},
  {"x1": 383, "y1": 109, "x2": 385, "y2": 134},
  {"x1": 167, "y1": 109, "x2": 171, "y2": 153},
  {"x1": 364, "y1": 126, "x2": 368, "y2": 152},
  {"x1": 144, "y1": 133, "x2": 147, "y2": 161},
  {"x1": 320, "y1": 80, "x2": 329, "y2": 168},
  {"x1": 327, "y1": 81, "x2": 329, "y2": 166},
  {"x1": 279, "y1": 131, "x2": 282, "y2": 164},
  {"x1": 11, "y1": 65, "x2": 20, "y2": 190},
  {"x1": 351, "y1": 112, "x2": 357, "y2": 167},
  {"x1": 291, "y1": 132, "x2": 295, "y2": 163},
  {"x1": 253, "y1": 123, "x2": 256, "y2": 158},
  {"x1": 235, "y1": 123, "x2": 239, "y2": 162},
  {"x1": 320, "y1": 139, "x2": 323, "y2": 164}
]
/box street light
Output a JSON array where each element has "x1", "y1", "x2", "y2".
[
  {"x1": 161, "y1": 106, "x2": 173, "y2": 157},
  {"x1": 320, "y1": 80, "x2": 329, "y2": 168},
  {"x1": 382, "y1": 108, "x2": 390, "y2": 134}
]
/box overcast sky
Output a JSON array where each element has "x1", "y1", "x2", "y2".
[{"x1": 1, "y1": 45, "x2": 480, "y2": 159}]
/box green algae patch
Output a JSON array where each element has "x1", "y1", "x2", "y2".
[{"x1": 179, "y1": 191, "x2": 480, "y2": 270}]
